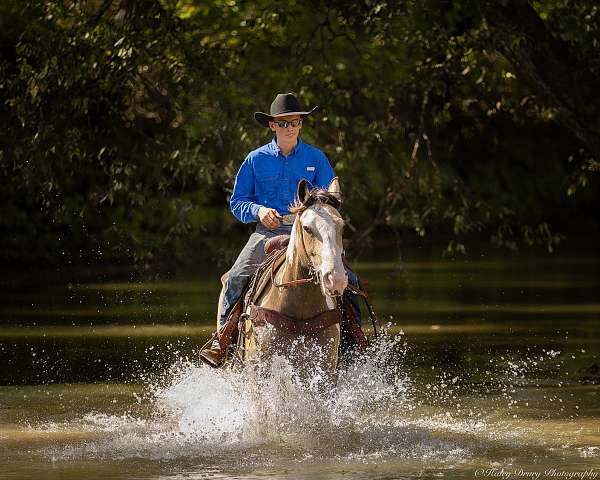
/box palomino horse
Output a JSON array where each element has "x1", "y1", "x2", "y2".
[{"x1": 239, "y1": 177, "x2": 348, "y2": 374}]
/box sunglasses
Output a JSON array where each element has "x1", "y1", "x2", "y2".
[{"x1": 271, "y1": 118, "x2": 302, "y2": 128}]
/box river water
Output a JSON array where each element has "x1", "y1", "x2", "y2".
[{"x1": 1, "y1": 252, "x2": 599, "y2": 479}]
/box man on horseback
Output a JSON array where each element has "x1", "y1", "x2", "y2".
[{"x1": 200, "y1": 92, "x2": 362, "y2": 367}]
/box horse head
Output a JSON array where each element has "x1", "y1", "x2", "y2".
[{"x1": 289, "y1": 177, "x2": 348, "y2": 298}]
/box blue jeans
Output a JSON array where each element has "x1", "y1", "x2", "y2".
[{"x1": 219, "y1": 223, "x2": 362, "y2": 328}]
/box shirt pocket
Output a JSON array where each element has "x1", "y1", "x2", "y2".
[
  {"x1": 256, "y1": 175, "x2": 279, "y2": 204},
  {"x1": 295, "y1": 166, "x2": 317, "y2": 189}
]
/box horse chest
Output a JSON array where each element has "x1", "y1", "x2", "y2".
[{"x1": 263, "y1": 287, "x2": 331, "y2": 319}]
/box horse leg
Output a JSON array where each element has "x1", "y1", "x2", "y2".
[
  {"x1": 316, "y1": 323, "x2": 340, "y2": 377},
  {"x1": 273, "y1": 326, "x2": 340, "y2": 386},
  {"x1": 244, "y1": 323, "x2": 279, "y2": 365}
]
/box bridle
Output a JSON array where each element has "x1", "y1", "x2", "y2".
[
  {"x1": 270, "y1": 190, "x2": 342, "y2": 291},
  {"x1": 299, "y1": 190, "x2": 341, "y2": 211},
  {"x1": 235, "y1": 187, "x2": 378, "y2": 358}
]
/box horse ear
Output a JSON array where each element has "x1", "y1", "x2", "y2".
[
  {"x1": 327, "y1": 176, "x2": 342, "y2": 201},
  {"x1": 296, "y1": 179, "x2": 310, "y2": 204}
]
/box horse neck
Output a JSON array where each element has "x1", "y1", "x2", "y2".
[{"x1": 282, "y1": 220, "x2": 311, "y2": 281}]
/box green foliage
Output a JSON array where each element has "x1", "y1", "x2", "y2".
[{"x1": 0, "y1": 0, "x2": 598, "y2": 265}]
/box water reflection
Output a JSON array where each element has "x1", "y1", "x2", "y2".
[{"x1": 0, "y1": 254, "x2": 599, "y2": 478}]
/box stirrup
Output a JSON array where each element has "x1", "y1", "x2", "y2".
[{"x1": 199, "y1": 338, "x2": 225, "y2": 368}]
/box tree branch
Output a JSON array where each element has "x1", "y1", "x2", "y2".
[
  {"x1": 87, "y1": 0, "x2": 114, "y2": 29},
  {"x1": 483, "y1": 0, "x2": 600, "y2": 159}
]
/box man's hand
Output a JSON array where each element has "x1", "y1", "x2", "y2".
[{"x1": 258, "y1": 207, "x2": 283, "y2": 229}]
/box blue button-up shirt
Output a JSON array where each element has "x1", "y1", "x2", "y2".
[{"x1": 230, "y1": 138, "x2": 335, "y2": 223}]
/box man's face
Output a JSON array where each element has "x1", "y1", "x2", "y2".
[{"x1": 269, "y1": 114, "x2": 302, "y2": 142}]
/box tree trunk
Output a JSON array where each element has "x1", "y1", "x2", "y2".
[{"x1": 484, "y1": 0, "x2": 600, "y2": 159}]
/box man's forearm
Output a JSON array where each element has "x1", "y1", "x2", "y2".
[{"x1": 230, "y1": 199, "x2": 262, "y2": 223}]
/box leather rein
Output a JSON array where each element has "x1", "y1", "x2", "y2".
[
  {"x1": 231, "y1": 190, "x2": 378, "y2": 358},
  {"x1": 234, "y1": 190, "x2": 358, "y2": 342}
]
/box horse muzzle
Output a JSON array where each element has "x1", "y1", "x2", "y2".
[{"x1": 322, "y1": 270, "x2": 348, "y2": 297}]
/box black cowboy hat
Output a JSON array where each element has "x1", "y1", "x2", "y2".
[{"x1": 254, "y1": 93, "x2": 318, "y2": 128}]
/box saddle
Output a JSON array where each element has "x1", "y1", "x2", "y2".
[
  {"x1": 200, "y1": 238, "x2": 371, "y2": 368},
  {"x1": 264, "y1": 234, "x2": 290, "y2": 255}
]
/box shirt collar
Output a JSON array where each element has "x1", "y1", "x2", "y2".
[{"x1": 270, "y1": 137, "x2": 303, "y2": 156}]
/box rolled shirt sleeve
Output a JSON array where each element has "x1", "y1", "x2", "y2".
[{"x1": 230, "y1": 158, "x2": 262, "y2": 223}]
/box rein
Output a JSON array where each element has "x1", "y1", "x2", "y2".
[
  {"x1": 264, "y1": 189, "x2": 379, "y2": 340},
  {"x1": 270, "y1": 262, "x2": 318, "y2": 288},
  {"x1": 269, "y1": 224, "x2": 317, "y2": 288},
  {"x1": 229, "y1": 188, "x2": 376, "y2": 365}
]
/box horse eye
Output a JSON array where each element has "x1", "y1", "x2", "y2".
[{"x1": 302, "y1": 225, "x2": 312, "y2": 234}]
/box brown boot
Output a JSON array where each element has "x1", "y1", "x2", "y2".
[
  {"x1": 199, "y1": 338, "x2": 226, "y2": 368},
  {"x1": 200, "y1": 302, "x2": 243, "y2": 368}
]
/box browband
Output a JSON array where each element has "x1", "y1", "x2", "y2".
[{"x1": 303, "y1": 190, "x2": 342, "y2": 210}]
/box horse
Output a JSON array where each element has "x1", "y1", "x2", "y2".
[{"x1": 238, "y1": 177, "x2": 348, "y2": 375}]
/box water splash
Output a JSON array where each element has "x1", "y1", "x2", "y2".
[
  {"x1": 40, "y1": 334, "x2": 474, "y2": 463},
  {"x1": 152, "y1": 334, "x2": 419, "y2": 454},
  {"x1": 36, "y1": 333, "x2": 592, "y2": 470}
]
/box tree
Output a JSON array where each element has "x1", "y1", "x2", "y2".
[{"x1": 1, "y1": 0, "x2": 597, "y2": 266}]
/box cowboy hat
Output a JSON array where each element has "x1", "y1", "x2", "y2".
[{"x1": 254, "y1": 93, "x2": 318, "y2": 128}]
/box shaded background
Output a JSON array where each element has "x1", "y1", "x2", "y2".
[{"x1": 1, "y1": 0, "x2": 599, "y2": 270}]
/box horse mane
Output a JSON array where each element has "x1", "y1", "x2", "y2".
[{"x1": 289, "y1": 188, "x2": 341, "y2": 214}]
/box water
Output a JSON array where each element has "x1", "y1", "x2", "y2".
[{"x1": 1, "y1": 253, "x2": 599, "y2": 479}]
